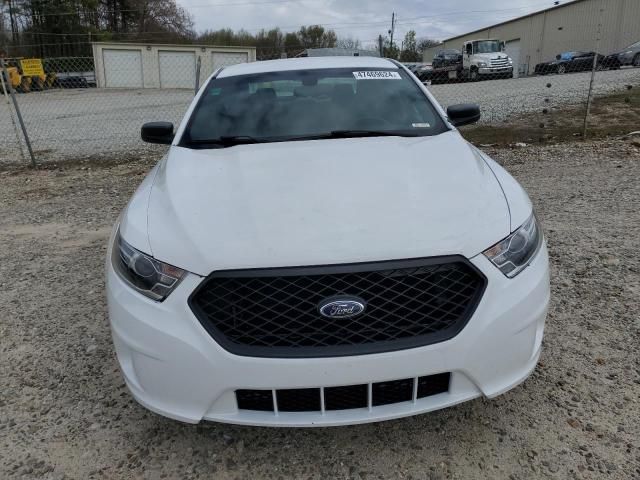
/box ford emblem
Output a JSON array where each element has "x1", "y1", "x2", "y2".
[{"x1": 318, "y1": 296, "x2": 366, "y2": 319}]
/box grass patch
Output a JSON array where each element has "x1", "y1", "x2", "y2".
[{"x1": 461, "y1": 85, "x2": 640, "y2": 146}]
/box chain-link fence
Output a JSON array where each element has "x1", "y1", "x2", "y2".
[{"x1": 1, "y1": 23, "x2": 639, "y2": 166}]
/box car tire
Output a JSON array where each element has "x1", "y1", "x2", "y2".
[{"x1": 469, "y1": 68, "x2": 478, "y2": 81}]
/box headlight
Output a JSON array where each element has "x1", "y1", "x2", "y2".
[
  {"x1": 112, "y1": 232, "x2": 186, "y2": 301},
  {"x1": 477, "y1": 61, "x2": 487, "y2": 67},
  {"x1": 483, "y1": 213, "x2": 543, "y2": 278}
]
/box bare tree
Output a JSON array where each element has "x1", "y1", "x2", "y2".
[
  {"x1": 417, "y1": 37, "x2": 441, "y2": 54},
  {"x1": 336, "y1": 36, "x2": 361, "y2": 50}
]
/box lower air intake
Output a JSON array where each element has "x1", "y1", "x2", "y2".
[{"x1": 236, "y1": 372, "x2": 451, "y2": 413}]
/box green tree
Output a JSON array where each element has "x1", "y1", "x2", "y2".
[
  {"x1": 4, "y1": 0, "x2": 194, "y2": 57},
  {"x1": 297, "y1": 25, "x2": 336, "y2": 49},
  {"x1": 399, "y1": 30, "x2": 420, "y2": 62}
]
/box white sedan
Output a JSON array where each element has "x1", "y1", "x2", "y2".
[{"x1": 106, "y1": 56, "x2": 550, "y2": 426}]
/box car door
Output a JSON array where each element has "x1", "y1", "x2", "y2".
[{"x1": 575, "y1": 52, "x2": 594, "y2": 71}]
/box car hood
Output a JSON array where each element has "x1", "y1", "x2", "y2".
[{"x1": 146, "y1": 131, "x2": 510, "y2": 275}]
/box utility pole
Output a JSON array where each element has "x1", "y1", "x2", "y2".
[
  {"x1": 378, "y1": 34, "x2": 384, "y2": 58},
  {"x1": 388, "y1": 12, "x2": 396, "y2": 52}
]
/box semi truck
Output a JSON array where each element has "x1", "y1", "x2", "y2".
[{"x1": 431, "y1": 39, "x2": 513, "y2": 83}]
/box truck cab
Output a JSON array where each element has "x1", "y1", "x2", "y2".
[{"x1": 463, "y1": 39, "x2": 513, "y2": 80}]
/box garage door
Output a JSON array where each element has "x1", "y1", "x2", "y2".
[
  {"x1": 505, "y1": 39, "x2": 521, "y2": 78},
  {"x1": 211, "y1": 52, "x2": 249, "y2": 72},
  {"x1": 103, "y1": 49, "x2": 143, "y2": 88},
  {"x1": 159, "y1": 51, "x2": 196, "y2": 89}
]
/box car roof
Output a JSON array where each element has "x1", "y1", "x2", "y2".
[{"x1": 217, "y1": 56, "x2": 398, "y2": 78}]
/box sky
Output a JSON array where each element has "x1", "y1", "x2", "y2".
[{"x1": 177, "y1": 0, "x2": 575, "y2": 47}]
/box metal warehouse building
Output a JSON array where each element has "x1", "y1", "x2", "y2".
[
  {"x1": 423, "y1": 0, "x2": 640, "y2": 77},
  {"x1": 91, "y1": 42, "x2": 256, "y2": 89}
]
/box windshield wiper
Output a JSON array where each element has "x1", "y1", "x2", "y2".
[
  {"x1": 185, "y1": 130, "x2": 424, "y2": 148},
  {"x1": 328, "y1": 129, "x2": 411, "y2": 138},
  {"x1": 187, "y1": 135, "x2": 263, "y2": 147}
]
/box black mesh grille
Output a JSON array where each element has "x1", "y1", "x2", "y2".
[
  {"x1": 325, "y1": 384, "x2": 368, "y2": 411},
  {"x1": 190, "y1": 257, "x2": 485, "y2": 358},
  {"x1": 372, "y1": 378, "x2": 414, "y2": 406},
  {"x1": 236, "y1": 389, "x2": 273, "y2": 411},
  {"x1": 417, "y1": 372, "x2": 450, "y2": 398},
  {"x1": 276, "y1": 388, "x2": 321, "y2": 412},
  {"x1": 235, "y1": 373, "x2": 451, "y2": 412}
]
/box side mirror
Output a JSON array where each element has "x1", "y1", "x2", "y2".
[
  {"x1": 447, "y1": 104, "x2": 481, "y2": 127},
  {"x1": 465, "y1": 44, "x2": 473, "y2": 55},
  {"x1": 141, "y1": 121, "x2": 174, "y2": 144},
  {"x1": 500, "y1": 41, "x2": 506, "y2": 51}
]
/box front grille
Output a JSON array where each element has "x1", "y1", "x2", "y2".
[
  {"x1": 490, "y1": 58, "x2": 510, "y2": 67},
  {"x1": 189, "y1": 256, "x2": 486, "y2": 358},
  {"x1": 236, "y1": 373, "x2": 451, "y2": 413}
]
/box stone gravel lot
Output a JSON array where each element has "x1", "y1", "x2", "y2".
[
  {"x1": 1, "y1": 138, "x2": 639, "y2": 480},
  {"x1": 2, "y1": 67, "x2": 639, "y2": 165}
]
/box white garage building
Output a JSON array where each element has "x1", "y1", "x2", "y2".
[
  {"x1": 423, "y1": 0, "x2": 640, "y2": 77},
  {"x1": 91, "y1": 42, "x2": 256, "y2": 89}
]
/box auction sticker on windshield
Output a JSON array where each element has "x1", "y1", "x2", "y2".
[{"x1": 353, "y1": 71, "x2": 402, "y2": 80}]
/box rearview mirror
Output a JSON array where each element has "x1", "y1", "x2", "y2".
[
  {"x1": 141, "y1": 122, "x2": 174, "y2": 145},
  {"x1": 447, "y1": 104, "x2": 481, "y2": 127}
]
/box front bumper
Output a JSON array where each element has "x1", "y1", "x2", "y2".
[
  {"x1": 478, "y1": 66, "x2": 513, "y2": 75},
  {"x1": 106, "y1": 244, "x2": 550, "y2": 426}
]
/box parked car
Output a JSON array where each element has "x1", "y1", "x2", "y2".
[
  {"x1": 534, "y1": 51, "x2": 604, "y2": 74},
  {"x1": 54, "y1": 76, "x2": 90, "y2": 89},
  {"x1": 602, "y1": 40, "x2": 640, "y2": 69},
  {"x1": 107, "y1": 56, "x2": 550, "y2": 427},
  {"x1": 432, "y1": 49, "x2": 462, "y2": 70},
  {"x1": 415, "y1": 63, "x2": 433, "y2": 82}
]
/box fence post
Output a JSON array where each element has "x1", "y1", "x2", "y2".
[
  {"x1": 194, "y1": 56, "x2": 202, "y2": 96},
  {"x1": 0, "y1": 58, "x2": 36, "y2": 167},
  {"x1": 582, "y1": 6, "x2": 604, "y2": 139}
]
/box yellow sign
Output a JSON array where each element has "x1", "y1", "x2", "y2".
[{"x1": 20, "y1": 58, "x2": 45, "y2": 77}]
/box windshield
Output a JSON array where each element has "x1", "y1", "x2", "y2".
[
  {"x1": 473, "y1": 40, "x2": 502, "y2": 54},
  {"x1": 181, "y1": 67, "x2": 447, "y2": 148},
  {"x1": 560, "y1": 51, "x2": 581, "y2": 60}
]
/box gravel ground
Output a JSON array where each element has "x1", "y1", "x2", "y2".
[
  {"x1": 1, "y1": 138, "x2": 639, "y2": 479},
  {"x1": 1, "y1": 67, "x2": 639, "y2": 165}
]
